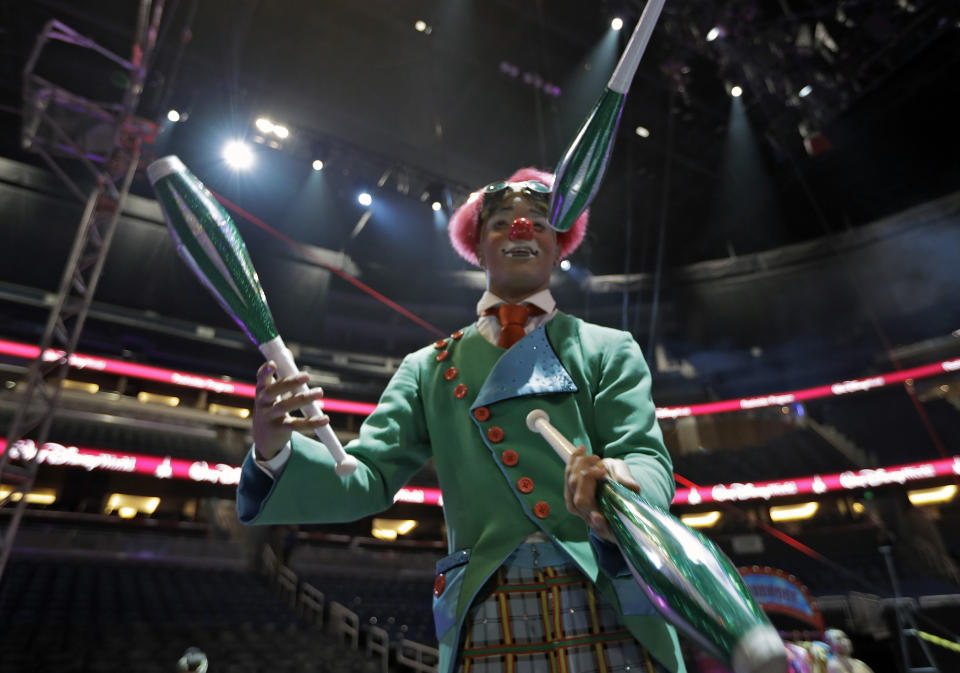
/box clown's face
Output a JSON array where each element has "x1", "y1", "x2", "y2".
[{"x1": 475, "y1": 194, "x2": 559, "y2": 302}]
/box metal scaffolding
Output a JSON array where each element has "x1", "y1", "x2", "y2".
[{"x1": 0, "y1": 0, "x2": 166, "y2": 581}]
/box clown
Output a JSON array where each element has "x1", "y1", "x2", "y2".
[{"x1": 239, "y1": 168, "x2": 682, "y2": 673}]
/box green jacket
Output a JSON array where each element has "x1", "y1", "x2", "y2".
[{"x1": 238, "y1": 313, "x2": 684, "y2": 673}]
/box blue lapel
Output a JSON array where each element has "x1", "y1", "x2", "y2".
[{"x1": 470, "y1": 323, "x2": 578, "y2": 410}]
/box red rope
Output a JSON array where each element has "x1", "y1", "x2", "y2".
[
  {"x1": 211, "y1": 192, "x2": 447, "y2": 338},
  {"x1": 674, "y1": 473, "x2": 827, "y2": 562}
]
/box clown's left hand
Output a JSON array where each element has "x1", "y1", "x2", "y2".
[{"x1": 565, "y1": 446, "x2": 640, "y2": 542}]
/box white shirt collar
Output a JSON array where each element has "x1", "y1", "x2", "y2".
[{"x1": 476, "y1": 289, "x2": 556, "y2": 317}]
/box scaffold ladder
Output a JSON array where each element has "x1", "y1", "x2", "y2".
[{"x1": 0, "y1": 0, "x2": 166, "y2": 582}]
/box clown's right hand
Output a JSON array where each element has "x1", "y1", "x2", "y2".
[{"x1": 252, "y1": 360, "x2": 329, "y2": 460}]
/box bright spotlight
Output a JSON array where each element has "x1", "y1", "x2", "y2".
[
  {"x1": 730, "y1": 85, "x2": 743, "y2": 97},
  {"x1": 799, "y1": 84, "x2": 813, "y2": 98},
  {"x1": 431, "y1": 201, "x2": 442, "y2": 212},
  {"x1": 414, "y1": 20, "x2": 427, "y2": 32},
  {"x1": 706, "y1": 26, "x2": 721, "y2": 41},
  {"x1": 611, "y1": 17, "x2": 624, "y2": 31},
  {"x1": 312, "y1": 159, "x2": 324, "y2": 171},
  {"x1": 273, "y1": 124, "x2": 289, "y2": 139},
  {"x1": 358, "y1": 192, "x2": 373, "y2": 207},
  {"x1": 166, "y1": 109, "x2": 181, "y2": 123},
  {"x1": 255, "y1": 117, "x2": 273, "y2": 133},
  {"x1": 560, "y1": 260, "x2": 571, "y2": 271},
  {"x1": 635, "y1": 125, "x2": 650, "y2": 138},
  {"x1": 222, "y1": 140, "x2": 254, "y2": 170}
]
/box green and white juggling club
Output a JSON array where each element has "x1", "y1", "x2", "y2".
[
  {"x1": 549, "y1": 0, "x2": 666, "y2": 233},
  {"x1": 146, "y1": 156, "x2": 358, "y2": 476},
  {"x1": 526, "y1": 410, "x2": 787, "y2": 673}
]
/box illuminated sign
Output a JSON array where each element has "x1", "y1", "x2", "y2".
[
  {"x1": 739, "y1": 567, "x2": 823, "y2": 630},
  {"x1": 1, "y1": 338, "x2": 956, "y2": 419},
  {"x1": 655, "y1": 359, "x2": 958, "y2": 419},
  {"x1": 1, "y1": 438, "x2": 240, "y2": 486},
  {"x1": 0, "y1": 437, "x2": 442, "y2": 504},
  {"x1": 4, "y1": 437, "x2": 957, "y2": 508},
  {"x1": 673, "y1": 455, "x2": 960, "y2": 505},
  {"x1": 0, "y1": 339, "x2": 376, "y2": 415}
]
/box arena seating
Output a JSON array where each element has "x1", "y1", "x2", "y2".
[
  {"x1": 806, "y1": 391, "x2": 948, "y2": 465},
  {"x1": 673, "y1": 427, "x2": 856, "y2": 484},
  {"x1": 0, "y1": 556, "x2": 380, "y2": 673},
  {"x1": 297, "y1": 570, "x2": 435, "y2": 645}
]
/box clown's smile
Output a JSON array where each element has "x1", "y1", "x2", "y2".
[{"x1": 501, "y1": 243, "x2": 540, "y2": 258}]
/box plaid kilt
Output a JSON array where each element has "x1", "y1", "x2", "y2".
[{"x1": 455, "y1": 546, "x2": 667, "y2": 673}]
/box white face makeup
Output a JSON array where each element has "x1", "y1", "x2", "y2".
[{"x1": 475, "y1": 197, "x2": 559, "y2": 302}]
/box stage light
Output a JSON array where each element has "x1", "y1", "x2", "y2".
[
  {"x1": 372, "y1": 518, "x2": 418, "y2": 540},
  {"x1": 681, "y1": 511, "x2": 721, "y2": 528},
  {"x1": 0, "y1": 487, "x2": 57, "y2": 505},
  {"x1": 611, "y1": 17, "x2": 624, "y2": 31},
  {"x1": 166, "y1": 109, "x2": 181, "y2": 122},
  {"x1": 414, "y1": 20, "x2": 427, "y2": 32},
  {"x1": 730, "y1": 85, "x2": 743, "y2": 97},
  {"x1": 106, "y1": 494, "x2": 161, "y2": 517},
  {"x1": 422, "y1": 182, "x2": 450, "y2": 209},
  {"x1": 208, "y1": 403, "x2": 250, "y2": 419},
  {"x1": 62, "y1": 379, "x2": 99, "y2": 394},
  {"x1": 560, "y1": 260, "x2": 571, "y2": 271},
  {"x1": 799, "y1": 85, "x2": 813, "y2": 97},
  {"x1": 222, "y1": 140, "x2": 254, "y2": 170},
  {"x1": 769, "y1": 501, "x2": 818, "y2": 522},
  {"x1": 706, "y1": 26, "x2": 721, "y2": 41},
  {"x1": 908, "y1": 484, "x2": 957, "y2": 506},
  {"x1": 358, "y1": 192, "x2": 373, "y2": 207},
  {"x1": 635, "y1": 125, "x2": 650, "y2": 138},
  {"x1": 273, "y1": 124, "x2": 289, "y2": 139},
  {"x1": 137, "y1": 391, "x2": 180, "y2": 407},
  {"x1": 312, "y1": 159, "x2": 324, "y2": 171},
  {"x1": 255, "y1": 117, "x2": 274, "y2": 133}
]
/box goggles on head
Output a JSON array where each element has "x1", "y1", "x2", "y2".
[{"x1": 479, "y1": 180, "x2": 552, "y2": 222}]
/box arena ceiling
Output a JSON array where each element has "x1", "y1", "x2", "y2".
[{"x1": 0, "y1": 0, "x2": 958, "y2": 391}]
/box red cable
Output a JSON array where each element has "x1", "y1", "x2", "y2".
[
  {"x1": 211, "y1": 192, "x2": 447, "y2": 339},
  {"x1": 674, "y1": 473, "x2": 827, "y2": 562}
]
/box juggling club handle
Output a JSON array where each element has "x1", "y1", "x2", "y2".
[
  {"x1": 608, "y1": 0, "x2": 667, "y2": 94},
  {"x1": 525, "y1": 410, "x2": 577, "y2": 465},
  {"x1": 260, "y1": 336, "x2": 358, "y2": 476}
]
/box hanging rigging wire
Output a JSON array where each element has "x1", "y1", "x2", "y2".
[{"x1": 212, "y1": 191, "x2": 447, "y2": 338}]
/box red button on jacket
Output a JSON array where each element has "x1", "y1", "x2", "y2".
[
  {"x1": 533, "y1": 501, "x2": 550, "y2": 519},
  {"x1": 517, "y1": 477, "x2": 534, "y2": 493}
]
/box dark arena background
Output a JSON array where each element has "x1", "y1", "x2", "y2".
[{"x1": 1, "y1": 1, "x2": 959, "y2": 672}]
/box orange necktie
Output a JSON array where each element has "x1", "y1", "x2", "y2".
[{"x1": 483, "y1": 303, "x2": 546, "y2": 349}]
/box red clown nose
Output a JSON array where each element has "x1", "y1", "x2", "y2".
[{"x1": 509, "y1": 217, "x2": 534, "y2": 241}]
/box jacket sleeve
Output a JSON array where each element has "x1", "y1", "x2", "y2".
[
  {"x1": 592, "y1": 333, "x2": 675, "y2": 512},
  {"x1": 238, "y1": 352, "x2": 433, "y2": 525}
]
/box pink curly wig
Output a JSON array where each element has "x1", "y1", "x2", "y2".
[{"x1": 448, "y1": 167, "x2": 588, "y2": 267}]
